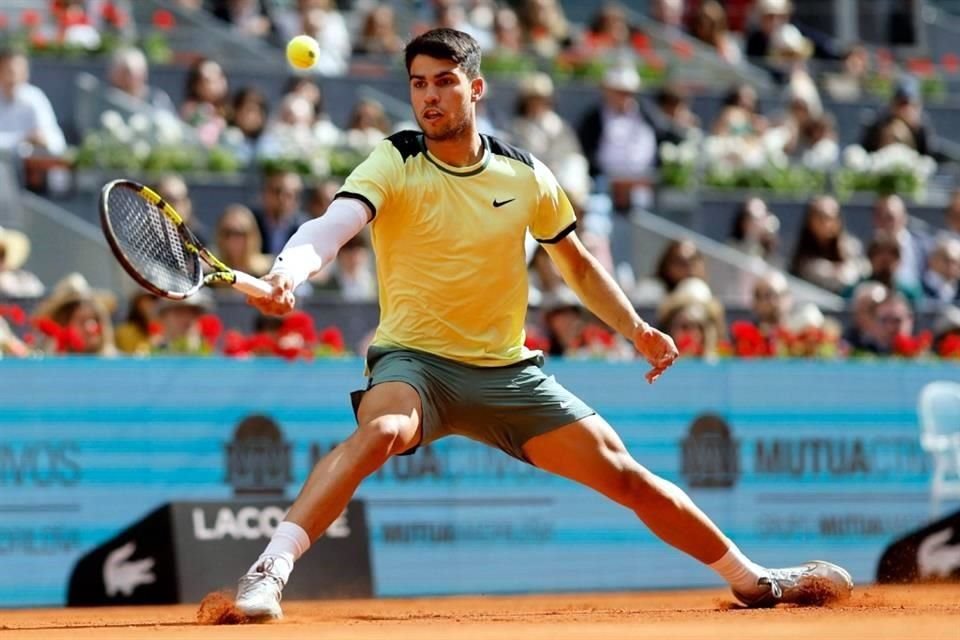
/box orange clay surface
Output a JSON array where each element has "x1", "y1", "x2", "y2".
[{"x1": 2, "y1": 584, "x2": 959, "y2": 639}]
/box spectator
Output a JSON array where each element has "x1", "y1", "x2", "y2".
[
  {"x1": 306, "y1": 179, "x2": 343, "y2": 219},
  {"x1": 154, "y1": 293, "x2": 215, "y2": 354},
  {"x1": 750, "y1": 270, "x2": 792, "y2": 335},
  {"x1": 539, "y1": 286, "x2": 622, "y2": 358},
  {"x1": 647, "y1": 84, "x2": 701, "y2": 145},
  {"x1": 578, "y1": 65, "x2": 657, "y2": 209},
  {"x1": 846, "y1": 232, "x2": 922, "y2": 303},
  {"x1": 873, "y1": 292, "x2": 915, "y2": 355},
  {"x1": 33, "y1": 273, "x2": 116, "y2": 355},
  {"x1": 115, "y1": 291, "x2": 159, "y2": 355},
  {"x1": 154, "y1": 174, "x2": 208, "y2": 243},
  {"x1": 727, "y1": 197, "x2": 781, "y2": 264},
  {"x1": 932, "y1": 305, "x2": 960, "y2": 355},
  {"x1": 332, "y1": 234, "x2": 377, "y2": 302},
  {"x1": 789, "y1": 195, "x2": 864, "y2": 293},
  {"x1": 651, "y1": 0, "x2": 685, "y2": 30},
  {"x1": 861, "y1": 76, "x2": 946, "y2": 161},
  {"x1": 712, "y1": 83, "x2": 767, "y2": 138},
  {"x1": 283, "y1": 77, "x2": 341, "y2": 146},
  {"x1": 529, "y1": 245, "x2": 566, "y2": 306},
  {"x1": 107, "y1": 47, "x2": 175, "y2": 113},
  {"x1": 227, "y1": 87, "x2": 269, "y2": 162},
  {"x1": 256, "y1": 93, "x2": 316, "y2": 159},
  {"x1": 180, "y1": 58, "x2": 230, "y2": 147},
  {"x1": 216, "y1": 204, "x2": 272, "y2": 277},
  {"x1": 510, "y1": 72, "x2": 587, "y2": 185},
  {"x1": 0, "y1": 226, "x2": 44, "y2": 298},
  {"x1": 433, "y1": 0, "x2": 494, "y2": 51},
  {"x1": 872, "y1": 194, "x2": 926, "y2": 289},
  {"x1": 0, "y1": 49, "x2": 66, "y2": 156},
  {"x1": 211, "y1": 0, "x2": 273, "y2": 38},
  {"x1": 491, "y1": 6, "x2": 524, "y2": 54},
  {"x1": 634, "y1": 238, "x2": 707, "y2": 303},
  {"x1": 354, "y1": 4, "x2": 405, "y2": 55},
  {"x1": 520, "y1": 0, "x2": 573, "y2": 58},
  {"x1": 275, "y1": 0, "x2": 351, "y2": 75},
  {"x1": 944, "y1": 189, "x2": 960, "y2": 240},
  {"x1": 656, "y1": 277, "x2": 725, "y2": 357},
  {"x1": 690, "y1": 1, "x2": 742, "y2": 65},
  {"x1": 581, "y1": 2, "x2": 648, "y2": 58},
  {"x1": 921, "y1": 235, "x2": 960, "y2": 304},
  {"x1": 842, "y1": 280, "x2": 888, "y2": 353},
  {"x1": 345, "y1": 98, "x2": 390, "y2": 151},
  {"x1": 253, "y1": 168, "x2": 308, "y2": 256},
  {"x1": 745, "y1": 0, "x2": 792, "y2": 59}
]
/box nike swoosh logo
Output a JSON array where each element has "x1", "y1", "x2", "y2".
[{"x1": 492, "y1": 198, "x2": 515, "y2": 208}]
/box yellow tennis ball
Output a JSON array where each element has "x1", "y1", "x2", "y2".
[{"x1": 286, "y1": 35, "x2": 319, "y2": 70}]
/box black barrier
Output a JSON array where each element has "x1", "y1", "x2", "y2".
[
  {"x1": 876, "y1": 509, "x2": 960, "y2": 583},
  {"x1": 67, "y1": 499, "x2": 372, "y2": 605}
]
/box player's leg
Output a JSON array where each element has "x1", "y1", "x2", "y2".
[
  {"x1": 521, "y1": 415, "x2": 852, "y2": 607},
  {"x1": 235, "y1": 381, "x2": 422, "y2": 619}
]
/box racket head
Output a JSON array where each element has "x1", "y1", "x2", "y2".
[{"x1": 99, "y1": 179, "x2": 204, "y2": 300}]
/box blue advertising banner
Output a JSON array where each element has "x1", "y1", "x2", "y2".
[{"x1": 0, "y1": 358, "x2": 952, "y2": 607}]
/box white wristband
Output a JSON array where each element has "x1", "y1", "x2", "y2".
[{"x1": 271, "y1": 197, "x2": 371, "y2": 288}]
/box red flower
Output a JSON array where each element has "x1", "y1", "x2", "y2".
[
  {"x1": 892, "y1": 331, "x2": 932, "y2": 358},
  {"x1": 35, "y1": 317, "x2": 62, "y2": 338},
  {"x1": 280, "y1": 311, "x2": 316, "y2": 344},
  {"x1": 152, "y1": 9, "x2": 175, "y2": 30},
  {"x1": 730, "y1": 321, "x2": 771, "y2": 358},
  {"x1": 100, "y1": 2, "x2": 126, "y2": 27},
  {"x1": 524, "y1": 331, "x2": 550, "y2": 353},
  {"x1": 6, "y1": 305, "x2": 25, "y2": 325},
  {"x1": 148, "y1": 320, "x2": 164, "y2": 336},
  {"x1": 29, "y1": 32, "x2": 48, "y2": 49},
  {"x1": 22, "y1": 333, "x2": 36, "y2": 346},
  {"x1": 581, "y1": 324, "x2": 615, "y2": 349},
  {"x1": 906, "y1": 57, "x2": 936, "y2": 78},
  {"x1": 56, "y1": 326, "x2": 86, "y2": 353},
  {"x1": 223, "y1": 330, "x2": 250, "y2": 357},
  {"x1": 319, "y1": 326, "x2": 345, "y2": 353},
  {"x1": 60, "y1": 5, "x2": 89, "y2": 28},
  {"x1": 21, "y1": 9, "x2": 42, "y2": 28},
  {"x1": 938, "y1": 334, "x2": 960, "y2": 358},
  {"x1": 197, "y1": 313, "x2": 223, "y2": 344},
  {"x1": 675, "y1": 332, "x2": 703, "y2": 357},
  {"x1": 246, "y1": 332, "x2": 277, "y2": 355},
  {"x1": 0, "y1": 13, "x2": 9, "y2": 30}
]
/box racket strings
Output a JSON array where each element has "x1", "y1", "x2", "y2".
[{"x1": 106, "y1": 187, "x2": 202, "y2": 294}]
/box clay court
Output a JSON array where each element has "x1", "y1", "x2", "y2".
[{"x1": 2, "y1": 584, "x2": 958, "y2": 639}]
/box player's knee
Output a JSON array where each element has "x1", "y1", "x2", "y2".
[{"x1": 358, "y1": 415, "x2": 411, "y2": 458}]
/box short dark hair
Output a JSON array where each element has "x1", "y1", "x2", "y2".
[{"x1": 404, "y1": 28, "x2": 481, "y2": 79}]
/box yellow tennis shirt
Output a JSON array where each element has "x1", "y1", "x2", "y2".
[{"x1": 335, "y1": 131, "x2": 576, "y2": 366}]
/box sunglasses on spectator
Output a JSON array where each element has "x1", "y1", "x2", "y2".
[{"x1": 220, "y1": 227, "x2": 251, "y2": 237}]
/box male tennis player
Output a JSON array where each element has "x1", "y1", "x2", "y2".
[{"x1": 234, "y1": 29, "x2": 852, "y2": 619}]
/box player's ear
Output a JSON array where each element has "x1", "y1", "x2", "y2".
[{"x1": 470, "y1": 76, "x2": 485, "y2": 103}]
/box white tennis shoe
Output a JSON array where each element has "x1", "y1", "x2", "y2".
[
  {"x1": 733, "y1": 560, "x2": 853, "y2": 608},
  {"x1": 235, "y1": 562, "x2": 284, "y2": 620}
]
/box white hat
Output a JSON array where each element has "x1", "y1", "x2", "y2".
[
  {"x1": 772, "y1": 24, "x2": 813, "y2": 59},
  {"x1": 33, "y1": 272, "x2": 117, "y2": 320},
  {"x1": 0, "y1": 227, "x2": 30, "y2": 271},
  {"x1": 759, "y1": 0, "x2": 792, "y2": 15},
  {"x1": 518, "y1": 72, "x2": 554, "y2": 99},
  {"x1": 602, "y1": 65, "x2": 641, "y2": 93}
]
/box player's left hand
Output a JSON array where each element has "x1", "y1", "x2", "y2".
[{"x1": 633, "y1": 322, "x2": 679, "y2": 384}]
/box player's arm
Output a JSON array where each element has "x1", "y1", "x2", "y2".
[
  {"x1": 542, "y1": 232, "x2": 678, "y2": 383},
  {"x1": 249, "y1": 198, "x2": 370, "y2": 315}
]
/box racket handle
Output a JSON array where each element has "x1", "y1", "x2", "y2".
[{"x1": 232, "y1": 271, "x2": 275, "y2": 298}]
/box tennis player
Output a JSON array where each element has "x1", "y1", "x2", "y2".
[{"x1": 235, "y1": 28, "x2": 852, "y2": 619}]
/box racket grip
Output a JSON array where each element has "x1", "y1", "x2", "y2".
[{"x1": 232, "y1": 271, "x2": 275, "y2": 298}]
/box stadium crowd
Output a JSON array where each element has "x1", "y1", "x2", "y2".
[{"x1": 1, "y1": 0, "x2": 960, "y2": 361}]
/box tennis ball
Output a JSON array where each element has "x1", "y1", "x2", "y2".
[{"x1": 286, "y1": 35, "x2": 319, "y2": 70}]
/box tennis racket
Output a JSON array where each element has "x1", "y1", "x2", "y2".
[{"x1": 99, "y1": 179, "x2": 273, "y2": 300}]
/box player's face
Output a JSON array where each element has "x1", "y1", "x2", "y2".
[{"x1": 409, "y1": 55, "x2": 480, "y2": 142}]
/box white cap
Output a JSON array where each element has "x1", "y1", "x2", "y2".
[{"x1": 602, "y1": 65, "x2": 641, "y2": 93}]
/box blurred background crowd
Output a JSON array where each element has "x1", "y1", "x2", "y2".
[{"x1": 2, "y1": 0, "x2": 960, "y2": 362}]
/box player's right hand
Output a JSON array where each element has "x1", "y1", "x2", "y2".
[{"x1": 248, "y1": 272, "x2": 296, "y2": 316}]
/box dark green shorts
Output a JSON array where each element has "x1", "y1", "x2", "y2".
[{"x1": 350, "y1": 346, "x2": 595, "y2": 462}]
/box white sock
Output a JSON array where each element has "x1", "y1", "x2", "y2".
[
  {"x1": 708, "y1": 546, "x2": 768, "y2": 594},
  {"x1": 248, "y1": 521, "x2": 311, "y2": 585}
]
